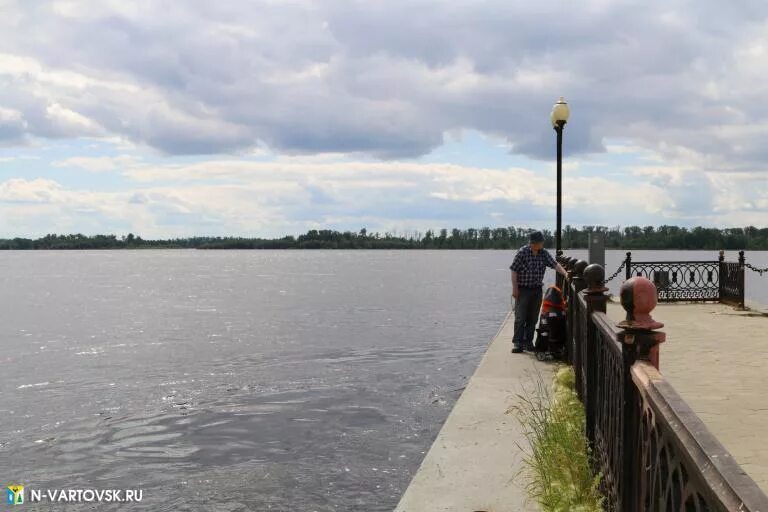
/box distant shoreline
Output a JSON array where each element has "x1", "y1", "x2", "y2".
[
  {"x1": 2, "y1": 247, "x2": 767, "y2": 252},
  {"x1": 1, "y1": 226, "x2": 766, "y2": 250}
]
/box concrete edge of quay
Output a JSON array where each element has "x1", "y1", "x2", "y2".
[{"x1": 394, "y1": 311, "x2": 551, "y2": 512}]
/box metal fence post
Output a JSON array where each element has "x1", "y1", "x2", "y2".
[
  {"x1": 738, "y1": 250, "x2": 746, "y2": 309},
  {"x1": 625, "y1": 251, "x2": 632, "y2": 280},
  {"x1": 718, "y1": 250, "x2": 725, "y2": 302}
]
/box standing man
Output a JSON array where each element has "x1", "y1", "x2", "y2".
[{"x1": 510, "y1": 231, "x2": 568, "y2": 354}]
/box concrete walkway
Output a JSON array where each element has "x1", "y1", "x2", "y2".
[
  {"x1": 394, "y1": 312, "x2": 551, "y2": 512},
  {"x1": 606, "y1": 301, "x2": 768, "y2": 492}
]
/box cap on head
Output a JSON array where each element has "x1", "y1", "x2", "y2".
[{"x1": 529, "y1": 231, "x2": 545, "y2": 244}]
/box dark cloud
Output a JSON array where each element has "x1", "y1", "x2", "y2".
[{"x1": 0, "y1": 0, "x2": 767, "y2": 165}]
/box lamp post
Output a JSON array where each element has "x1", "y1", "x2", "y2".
[{"x1": 550, "y1": 96, "x2": 570, "y2": 257}]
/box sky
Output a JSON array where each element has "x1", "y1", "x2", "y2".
[{"x1": 0, "y1": 0, "x2": 766, "y2": 238}]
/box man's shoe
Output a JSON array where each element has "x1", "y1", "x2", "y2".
[
  {"x1": 523, "y1": 343, "x2": 535, "y2": 352},
  {"x1": 511, "y1": 346, "x2": 524, "y2": 354}
]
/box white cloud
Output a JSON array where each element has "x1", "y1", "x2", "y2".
[
  {"x1": 0, "y1": 1, "x2": 765, "y2": 235},
  {"x1": 0, "y1": 0, "x2": 761, "y2": 166},
  {"x1": 45, "y1": 103, "x2": 102, "y2": 135},
  {"x1": 0, "y1": 146, "x2": 765, "y2": 238},
  {"x1": 53, "y1": 155, "x2": 138, "y2": 172},
  {"x1": 0, "y1": 178, "x2": 63, "y2": 203}
]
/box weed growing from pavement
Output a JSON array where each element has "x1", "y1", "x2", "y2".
[{"x1": 509, "y1": 366, "x2": 604, "y2": 512}]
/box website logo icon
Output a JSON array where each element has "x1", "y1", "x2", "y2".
[{"x1": 6, "y1": 485, "x2": 24, "y2": 505}]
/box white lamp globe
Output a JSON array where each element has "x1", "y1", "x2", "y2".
[{"x1": 550, "y1": 96, "x2": 570, "y2": 125}]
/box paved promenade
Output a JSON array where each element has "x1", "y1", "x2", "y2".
[
  {"x1": 606, "y1": 300, "x2": 768, "y2": 492},
  {"x1": 395, "y1": 312, "x2": 549, "y2": 512}
]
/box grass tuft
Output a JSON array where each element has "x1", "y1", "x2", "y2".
[{"x1": 510, "y1": 366, "x2": 604, "y2": 512}]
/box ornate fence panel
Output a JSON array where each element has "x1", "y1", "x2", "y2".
[
  {"x1": 627, "y1": 260, "x2": 720, "y2": 301},
  {"x1": 719, "y1": 261, "x2": 744, "y2": 307},
  {"x1": 571, "y1": 288, "x2": 583, "y2": 397},
  {"x1": 578, "y1": 293, "x2": 589, "y2": 404},
  {"x1": 631, "y1": 363, "x2": 768, "y2": 511},
  {"x1": 590, "y1": 312, "x2": 626, "y2": 509},
  {"x1": 621, "y1": 251, "x2": 746, "y2": 306},
  {"x1": 568, "y1": 251, "x2": 747, "y2": 305},
  {"x1": 560, "y1": 261, "x2": 768, "y2": 512}
]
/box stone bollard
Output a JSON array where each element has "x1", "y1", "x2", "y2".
[{"x1": 617, "y1": 276, "x2": 666, "y2": 370}]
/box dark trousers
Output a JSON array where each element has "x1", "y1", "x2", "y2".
[{"x1": 513, "y1": 286, "x2": 543, "y2": 348}]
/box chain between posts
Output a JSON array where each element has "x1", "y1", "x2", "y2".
[
  {"x1": 603, "y1": 260, "x2": 626, "y2": 283},
  {"x1": 570, "y1": 253, "x2": 764, "y2": 280},
  {"x1": 745, "y1": 262, "x2": 768, "y2": 276}
]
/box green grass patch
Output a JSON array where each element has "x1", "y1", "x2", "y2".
[{"x1": 510, "y1": 367, "x2": 604, "y2": 512}]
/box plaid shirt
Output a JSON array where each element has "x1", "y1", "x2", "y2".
[{"x1": 510, "y1": 245, "x2": 556, "y2": 288}]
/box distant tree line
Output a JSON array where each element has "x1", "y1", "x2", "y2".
[{"x1": 0, "y1": 226, "x2": 767, "y2": 250}]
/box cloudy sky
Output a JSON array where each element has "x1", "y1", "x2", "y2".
[{"x1": 0, "y1": 0, "x2": 766, "y2": 238}]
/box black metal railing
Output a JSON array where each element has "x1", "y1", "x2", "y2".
[
  {"x1": 591, "y1": 311, "x2": 624, "y2": 507},
  {"x1": 627, "y1": 260, "x2": 720, "y2": 301},
  {"x1": 719, "y1": 250, "x2": 746, "y2": 308},
  {"x1": 556, "y1": 257, "x2": 768, "y2": 511},
  {"x1": 621, "y1": 251, "x2": 745, "y2": 307},
  {"x1": 631, "y1": 363, "x2": 768, "y2": 511}
]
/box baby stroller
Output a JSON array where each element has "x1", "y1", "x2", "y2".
[{"x1": 533, "y1": 285, "x2": 567, "y2": 361}]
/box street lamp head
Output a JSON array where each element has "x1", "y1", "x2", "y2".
[{"x1": 550, "y1": 96, "x2": 570, "y2": 127}]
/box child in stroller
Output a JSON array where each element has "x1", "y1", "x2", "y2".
[{"x1": 533, "y1": 285, "x2": 567, "y2": 361}]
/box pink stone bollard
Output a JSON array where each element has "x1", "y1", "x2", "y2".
[
  {"x1": 618, "y1": 277, "x2": 664, "y2": 330},
  {"x1": 618, "y1": 276, "x2": 666, "y2": 369}
]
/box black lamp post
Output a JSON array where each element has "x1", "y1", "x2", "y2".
[{"x1": 550, "y1": 96, "x2": 570, "y2": 257}]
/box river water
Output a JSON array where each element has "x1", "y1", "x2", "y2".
[{"x1": 1, "y1": 249, "x2": 765, "y2": 511}]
